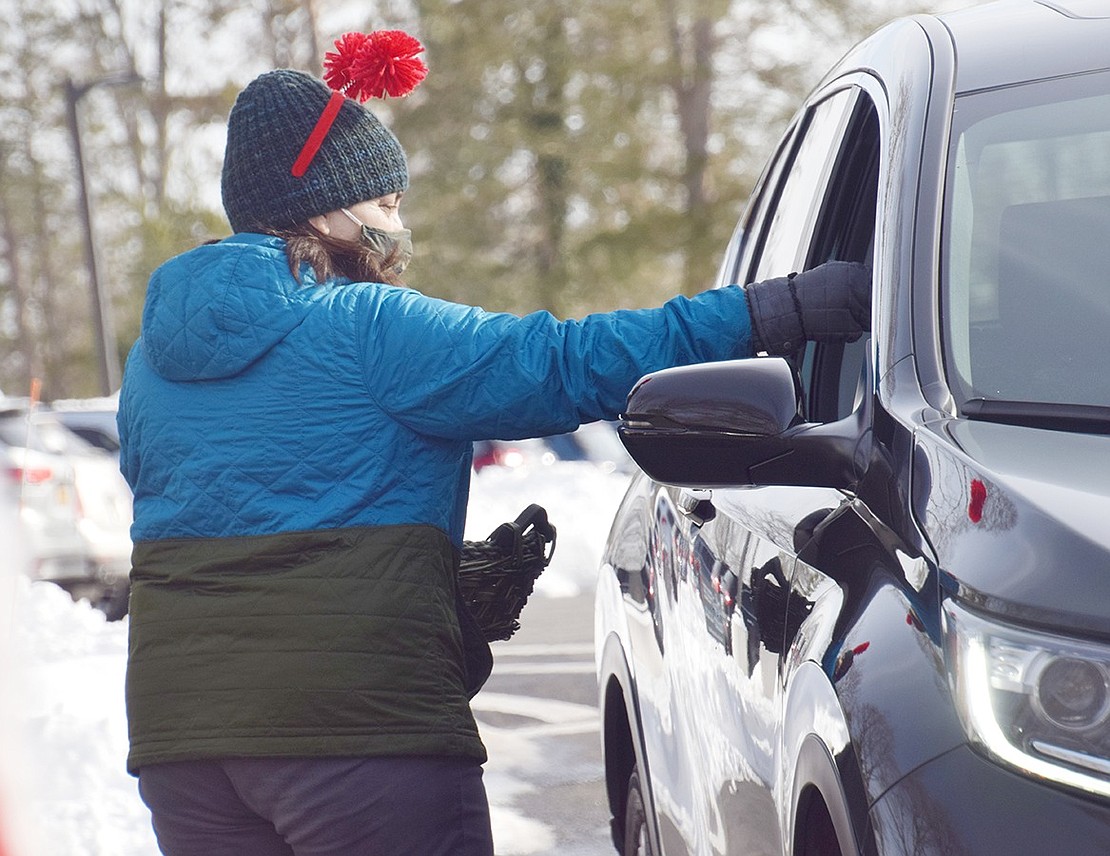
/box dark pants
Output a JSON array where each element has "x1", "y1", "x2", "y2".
[{"x1": 138, "y1": 756, "x2": 495, "y2": 856}]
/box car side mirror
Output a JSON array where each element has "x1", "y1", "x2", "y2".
[{"x1": 618, "y1": 357, "x2": 864, "y2": 489}]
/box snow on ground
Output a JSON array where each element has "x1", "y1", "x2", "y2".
[{"x1": 0, "y1": 462, "x2": 631, "y2": 855}]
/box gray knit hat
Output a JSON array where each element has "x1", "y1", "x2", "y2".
[{"x1": 220, "y1": 69, "x2": 409, "y2": 233}]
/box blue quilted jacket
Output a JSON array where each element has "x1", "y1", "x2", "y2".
[{"x1": 117, "y1": 232, "x2": 755, "y2": 772}]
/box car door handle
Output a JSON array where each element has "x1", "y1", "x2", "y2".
[{"x1": 678, "y1": 488, "x2": 715, "y2": 525}]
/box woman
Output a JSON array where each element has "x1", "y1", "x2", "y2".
[{"x1": 118, "y1": 31, "x2": 868, "y2": 856}]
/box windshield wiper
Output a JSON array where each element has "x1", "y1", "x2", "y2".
[{"x1": 963, "y1": 398, "x2": 1110, "y2": 434}]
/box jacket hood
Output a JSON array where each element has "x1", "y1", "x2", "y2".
[{"x1": 140, "y1": 234, "x2": 323, "y2": 382}]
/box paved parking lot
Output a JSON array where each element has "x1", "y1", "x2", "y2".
[{"x1": 477, "y1": 592, "x2": 614, "y2": 856}]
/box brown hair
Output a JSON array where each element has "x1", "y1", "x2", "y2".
[{"x1": 269, "y1": 224, "x2": 406, "y2": 286}]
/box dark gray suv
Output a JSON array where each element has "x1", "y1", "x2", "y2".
[{"x1": 595, "y1": 2, "x2": 1110, "y2": 854}]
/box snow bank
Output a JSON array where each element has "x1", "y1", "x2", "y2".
[{"x1": 466, "y1": 461, "x2": 631, "y2": 597}]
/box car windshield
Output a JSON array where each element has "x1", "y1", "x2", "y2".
[{"x1": 942, "y1": 69, "x2": 1110, "y2": 420}]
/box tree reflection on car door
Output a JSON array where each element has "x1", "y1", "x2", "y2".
[{"x1": 657, "y1": 83, "x2": 881, "y2": 855}]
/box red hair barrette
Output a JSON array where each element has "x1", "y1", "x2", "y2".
[{"x1": 291, "y1": 30, "x2": 427, "y2": 178}]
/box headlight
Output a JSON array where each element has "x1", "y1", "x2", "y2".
[{"x1": 944, "y1": 600, "x2": 1110, "y2": 799}]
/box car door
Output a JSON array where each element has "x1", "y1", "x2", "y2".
[
  {"x1": 648, "y1": 81, "x2": 882, "y2": 856},
  {"x1": 627, "y1": 107, "x2": 803, "y2": 855}
]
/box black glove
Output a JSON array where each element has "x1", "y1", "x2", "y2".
[{"x1": 744, "y1": 261, "x2": 871, "y2": 355}]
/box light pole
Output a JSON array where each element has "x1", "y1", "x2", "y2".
[{"x1": 64, "y1": 71, "x2": 141, "y2": 397}]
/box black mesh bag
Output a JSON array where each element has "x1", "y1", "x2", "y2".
[{"x1": 457, "y1": 504, "x2": 557, "y2": 642}]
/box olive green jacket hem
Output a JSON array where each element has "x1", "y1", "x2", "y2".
[{"x1": 125, "y1": 524, "x2": 485, "y2": 774}]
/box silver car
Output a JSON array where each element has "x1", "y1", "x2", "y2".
[{"x1": 0, "y1": 406, "x2": 132, "y2": 618}]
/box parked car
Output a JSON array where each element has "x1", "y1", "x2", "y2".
[
  {"x1": 49, "y1": 400, "x2": 121, "y2": 456},
  {"x1": 0, "y1": 459, "x2": 31, "y2": 581},
  {"x1": 0, "y1": 406, "x2": 132, "y2": 619},
  {"x1": 473, "y1": 421, "x2": 634, "y2": 473},
  {"x1": 595, "y1": 3, "x2": 1110, "y2": 854},
  {"x1": 472, "y1": 437, "x2": 555, "y2": 472},
  {"x1": 0, "y1": 433, "x2": 86, "y2": 585}
]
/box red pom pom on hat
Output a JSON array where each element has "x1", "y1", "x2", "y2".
[
  {"x1": 324, "y1": 29, "x2": 428, "y2": 101},
  {"x1": 291, "y1": 29, "x2": 426, "y2": 178},
  {"x1": 320, "y1": 32, "x2": 373, "y2": 96}
]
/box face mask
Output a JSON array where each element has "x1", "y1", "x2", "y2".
[{"x1": 341, "y1": 208, "x2": 413, "y2": 275}]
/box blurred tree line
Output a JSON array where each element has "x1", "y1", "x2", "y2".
[{"x1": 0, "y1": 0, "x2": 949, "y2": 400}]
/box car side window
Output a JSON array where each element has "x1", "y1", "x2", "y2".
[
  {"x1": 800, "y1": 95, "x2": 881, "y2": 423},
  {"x1": 748, "y1": 88, "x2": 859, "y2": 284}
]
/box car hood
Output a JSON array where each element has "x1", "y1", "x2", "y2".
[{"x1": 916, "y1": 418, "x2": 1110, "y2": 634}]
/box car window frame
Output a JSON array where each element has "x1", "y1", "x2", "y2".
[
  {"x1": 802, "y1": 91, "x2": 882, "y2": 424},
  {"x1": 745, "y1": 86, "x2": 861, "y2": 287},
  {"x1": 736, "y1": 79, "x2": 880, "y2": 427},
  {"x1": 711, "y1": 121, "x2": 802, "y2": 291}
]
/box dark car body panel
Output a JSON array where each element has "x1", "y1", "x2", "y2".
[
  {"x1": 916, "y1": 419, "x2": 1110, "y2": 637},
  {"x1": 870, "y1": 744, "x2": 1110, "y2": 854},
  {"x1": 943, "y1": 1, "x2": 1110, "y2": 95}
]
